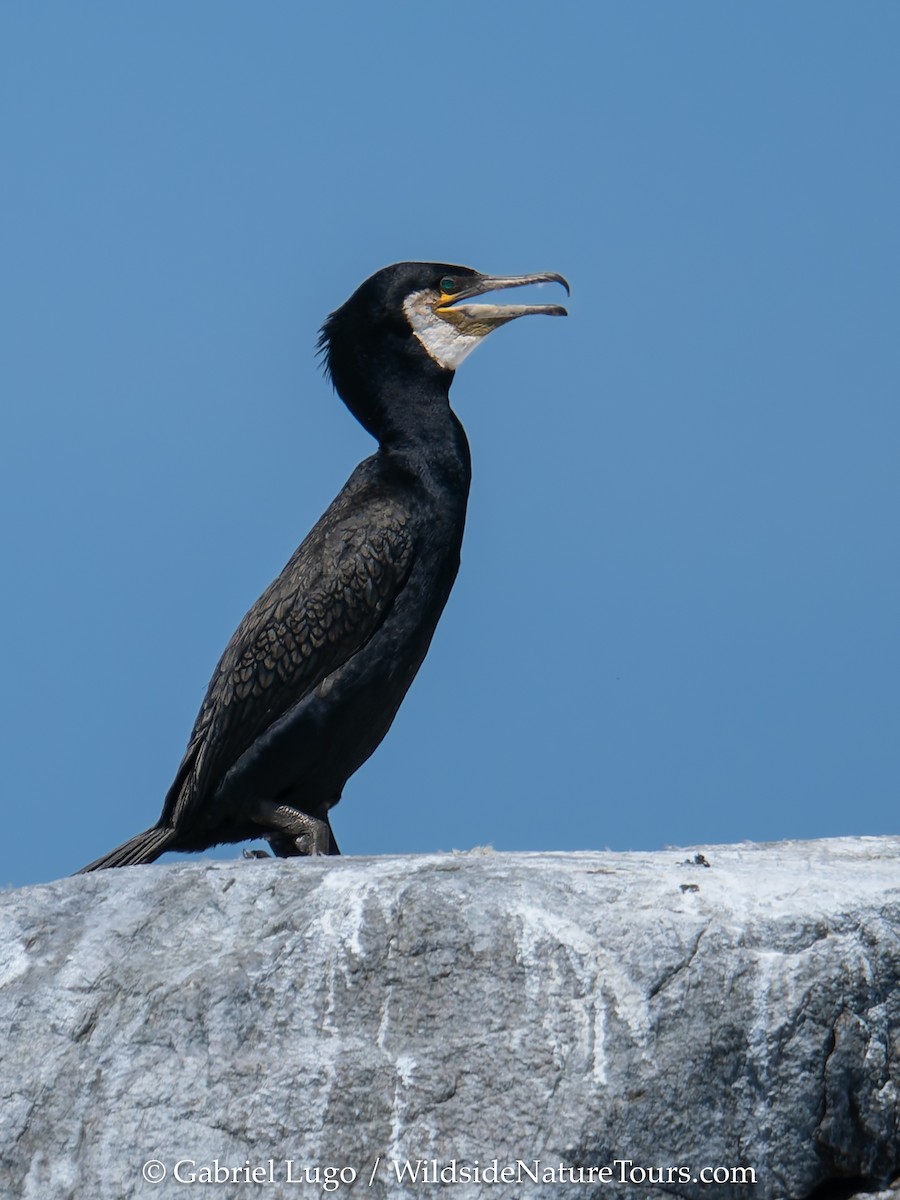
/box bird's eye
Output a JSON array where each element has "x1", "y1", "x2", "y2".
[{"x1": 440, "y1": 277, "x2": 459, "y2": 295}]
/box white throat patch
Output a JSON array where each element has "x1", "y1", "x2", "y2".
[{"x1": 403, "y1": 290, "x2": 485, "y2": 371}]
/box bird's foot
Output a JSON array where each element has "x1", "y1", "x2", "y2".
[
  {"x1": 242, "y1": 848, "x2": 272, "y2": 859},
  {"x1": 251, "y1": 800, "x2": 336, "y2": 857}
]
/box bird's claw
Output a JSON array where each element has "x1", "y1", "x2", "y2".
[{"x1": 254, "y1": 800, "x2": 337, "y2": 858}]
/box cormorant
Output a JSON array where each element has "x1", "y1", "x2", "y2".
[{"x1": 80, "y1": 262, "x2": 569, "y2": 870}]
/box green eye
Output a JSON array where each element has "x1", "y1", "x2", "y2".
[{"x1": 440, "y1": 276, "x2": 458, "y2": 294}]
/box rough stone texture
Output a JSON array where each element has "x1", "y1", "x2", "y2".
[{"x1": 2, "y1": 839, "x2": 900, "y2": 1200}]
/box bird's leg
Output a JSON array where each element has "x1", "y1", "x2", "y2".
[{"x1": 250, "y1": 800, "x2": 337, "y2": 857}]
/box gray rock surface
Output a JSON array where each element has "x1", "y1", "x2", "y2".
[{"x1": 2, "y1": 838, "x2": 900, "y2": 1199}]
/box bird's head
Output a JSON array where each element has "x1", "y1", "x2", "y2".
[{"x1": 318, "y1": 261, "x2": 569, "y2": 438}]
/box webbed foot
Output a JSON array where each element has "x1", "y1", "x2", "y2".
[{"x1": 251, "y1": 800, "x2": 340, "y2": 857}]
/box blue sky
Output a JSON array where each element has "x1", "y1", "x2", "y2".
[{"x1": 2, "y1": 3, "x2": 898, "y2": 887}]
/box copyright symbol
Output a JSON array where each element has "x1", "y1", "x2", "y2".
[{"x1": 143, "y1": 1160, "x2": 167, "y2": 1183}]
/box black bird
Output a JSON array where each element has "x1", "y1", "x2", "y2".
[{"x1": 80, "y1": 262, "x2": 569, "y2": 870}]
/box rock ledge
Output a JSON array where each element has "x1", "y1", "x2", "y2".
[{"x1": 2, "y1": 837, "x2": 900, "y2": 1199}]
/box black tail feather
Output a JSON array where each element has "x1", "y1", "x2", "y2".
[{"x1": 78, "y1": 827, "x2": 178, "y2": 872}]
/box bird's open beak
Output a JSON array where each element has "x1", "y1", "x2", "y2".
[{"x1": 435, "y1": 271, "x2": 570, "y2": 332}]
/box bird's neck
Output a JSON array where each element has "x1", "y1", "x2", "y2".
[
  {"x1": 345, "y1": 371, "x2": 472, "y2": 494},
  {"x1": 379, "y1": 396, "x2": 472, "y2": 500}
]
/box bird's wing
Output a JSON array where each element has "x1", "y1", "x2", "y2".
[{"x1": 162, "y1": 497, "x2": 415, "y2": 829}]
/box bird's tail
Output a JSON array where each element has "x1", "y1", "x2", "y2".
[{"x1": 78, "y1": 826, "x2": 178, "y2": 872}]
